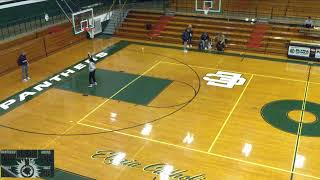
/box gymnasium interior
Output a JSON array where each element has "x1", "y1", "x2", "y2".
[{"x1": 1, "y1": 0, "x2": 320, "y2": 179}]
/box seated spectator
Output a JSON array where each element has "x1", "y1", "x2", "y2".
[
  {"x1": 146, "y1": 23, "x2": 152, "y2": 30},
  {"x1": 214, "y1": 33, "x2": 227, "y2": 52},
  {"x1": 199, "y1": 32, "x2": 210, "y2": 50},
  {"x1": 186, "y1": 24, "x2": 193, "y2": 48},
  {"x1": 305, "y1": 17, "x2": 314, "y2": 28},
  {"x1": 182, "y1": 29, "x2": 190, "y2": 53}
]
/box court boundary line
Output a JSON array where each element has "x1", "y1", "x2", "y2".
[
  {"x1": 207, "y1": 74, "x2": 254, "y2": 152},
  {"x1": 3, "y1": 40, "x2": 318, "y2": 179},
  {"x1": 290, "y1": 65, "x2": 311, "y2": 180},
  {"x1": 160, "y1": 61, "x2": 320, "y2": 85},
  {"x1": 129, "y1": 40, "x2": 320, "y2": 67},
  {"x1": 77, "y1": 121, "x2": 320, "y2": 180},
  {"x1": 20, "y1": 42, "x2": 318, "y2": 179}
]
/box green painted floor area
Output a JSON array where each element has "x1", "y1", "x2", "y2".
[
  {"x1": 113, "y1": 75, "x2": 172, "y2": 105},
  {"x1": 56, "y1": 69, "x2": 172, "y2": 105},
  {"x1": 56, "y1": 69, "x2": 137, "y2": 98},
  {"x1": 45, "y1": 168, "x2": 94, "y2": 180},
  {"x1": 95, "y1": 34, "x2": 113, "y2": 39}
]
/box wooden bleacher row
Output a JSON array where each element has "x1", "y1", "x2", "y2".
[
  {"x1": 0, "y1": 24, "x2": 86, "y2": 75},
  {"x1": 167, "y1": 0, "x2": 320, "y2": 18},
  {"x1": 118, "y1": 10, "x2": 320, "y2": 55},
  {"x1": 117, "y1": 25, "x2": 285, "y2": 54},
  {"x1": 116, "y1": 10, "x2": 308, "y2": 55},
  {"x1": 128, "y1": 11, "x2": 314, "y2": 40},
  {"x1": 168, "y1": 10, "x2": 306, "y2": 34}
]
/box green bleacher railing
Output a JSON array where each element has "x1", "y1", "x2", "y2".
[{"x1": 109, "y1": 0, "x2": 129, "y2": 34}]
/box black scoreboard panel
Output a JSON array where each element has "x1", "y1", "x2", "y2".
[{"x1": 0, "y1": 150, "x2": 54, "y2": 178}]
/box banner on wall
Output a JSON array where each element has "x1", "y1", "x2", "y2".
[
  {"x1": 288, "y1": 41, "x2": 320, "y2": 61},
  {"x1": 288, "y1": 46, "x2": 310, "y2": 57}
]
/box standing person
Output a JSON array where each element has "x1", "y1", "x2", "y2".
[
  {"x1": 17, "y1": 51, "x2": 30, "y2": 82},
  {"x1": 181, "y1": 29, "x2": 189, "y2": 53},
  {"x1": 186, "y1": 24, "x2": 193, "y2": 48},
  {"x1": 88, "y1": 52, "x2": 97, "y2": 88}
]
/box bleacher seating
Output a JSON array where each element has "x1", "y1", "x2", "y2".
[
  {"x1": 168, "y1": 0, "x2": 320, "y2": 19},
  {"x1": 117, "y1": 10, "x2": 320, "y2": 55}
]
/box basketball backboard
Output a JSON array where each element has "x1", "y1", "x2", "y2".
[
  {"x1": 72, "y1": 8, "x2": 94, "y2": 35},
  {"x1": 195, "y1": 0, "x2": 222, "y2": 13}
]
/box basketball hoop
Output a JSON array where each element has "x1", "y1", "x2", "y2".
[
  {"x1": 195, "y1": 0, "x2": 222, "y2": 13},
  {"x1": 72, "y1": 8, "x2": 94, "y2": 35}
]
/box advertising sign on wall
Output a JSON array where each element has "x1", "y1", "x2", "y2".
[{"x1": 288, "y1": 41, "x2": 320, "y2": 61}]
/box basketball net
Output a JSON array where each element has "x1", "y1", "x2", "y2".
[
  {"x1": 84, "y1": 27, "x2": 94, "y2": 39},
  {"x1": 203, "y1": 5, "x2": 209, "y2": 15}
]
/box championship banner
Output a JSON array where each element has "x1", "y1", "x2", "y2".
[{"x1": 288, "y1": 41, "x2": 320, "y2": 61}]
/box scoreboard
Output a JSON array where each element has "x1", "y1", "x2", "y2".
[{"x1": 0, "y1": 150, "x2": 54, "y2": 178}]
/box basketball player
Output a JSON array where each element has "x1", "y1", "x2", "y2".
[{"x1": 88, "y1": 52, "x2": 97, "y2": 87}]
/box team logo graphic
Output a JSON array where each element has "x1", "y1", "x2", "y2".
[
  {"x1": 15, "y1": 159, "x2": 40, "y2": 178},
  {"x1": 290, "y1": 48, "x2": 295, "y2": 54},
  {"x1": 288, "y1": 46, "x2": 310, "y2": 57},
  {"x1": 92, "y1": 150, "x2": 206, "y2": 179},
  {"x1": 203, "y1": 71, "x2": 246, "y2": 88}
]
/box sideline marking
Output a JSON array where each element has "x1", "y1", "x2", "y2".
[
  {"x1": 290, "y1": 65, "x2": 311, "y2": 180},
  {"x1": 77, "y1": 121, "x2": 320, "y2": 180}
]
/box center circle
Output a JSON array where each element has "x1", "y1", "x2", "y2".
[
  {"x1": 288, "y1": 110, "x2": 317, "y2": 123},
  {"x1": 261, "y1": 100, "x2": 320, "y2": 136}
]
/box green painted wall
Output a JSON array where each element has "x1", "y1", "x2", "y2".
[
  {"x1": 0, "y1": 1, "x2": 59, "y2": 26},
  {"x1": 0, "y1": 0, "x2": 114, "y2": 26}
]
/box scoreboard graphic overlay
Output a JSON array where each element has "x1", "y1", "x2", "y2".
[{"x1": 0, "y1": 150, "x2": 54, "y2": 178}]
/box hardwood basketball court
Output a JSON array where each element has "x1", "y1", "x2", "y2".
[{"x1": 1, "y1": 37, "x2": 320, "y2": 180}]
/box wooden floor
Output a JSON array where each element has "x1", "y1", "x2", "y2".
[{"x1": 1, "y1": 37, "x2": 320, "y2": 180}]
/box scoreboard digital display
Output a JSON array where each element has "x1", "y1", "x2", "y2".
[{"x1": 0, "y1": 150, "x2": 54, "y2": 178}]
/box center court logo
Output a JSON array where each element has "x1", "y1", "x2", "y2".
[
  {"x1": 203, "y1": 71, "x2": 246, "y2": 88},
  {"x1": 91, "y1": 150, "x2": 206, "y2": 179}
]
